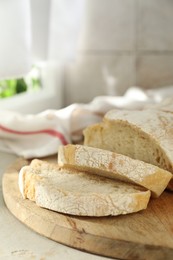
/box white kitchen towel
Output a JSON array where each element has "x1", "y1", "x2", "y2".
[
  {"x1": 0, "y1": 102, "x2": 102, "y2": 158},
  {"x1": 0, "y1": 86, "x2": 172, "y2": 159},
  {"x1": 0, "y1": 0, "x2": 31, "y2": 79}
]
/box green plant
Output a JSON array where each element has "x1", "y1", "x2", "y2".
[
  {"x1": 0, "y1": 79, "x2": 27, "y2": 98},
  {"x1": 0, "y1": 66, "x2": 41, "y2": 98}
]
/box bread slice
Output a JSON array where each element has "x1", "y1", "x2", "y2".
[
  {"x1": 83, "y1": 109, "x2": 173, "y2": 189},
  {"x1": 58, "y1": 144, "x2": 172, "y2": 198},
  {"x1": 18, "y1": 159, "x2": 151, "y2": 217}
]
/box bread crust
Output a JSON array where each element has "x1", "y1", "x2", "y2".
[
  {"x1": 84, "y1": 109, "x2": 173, "y2": 190},
  {"x1": 58, "y1": 144, "x2": 172, "y2": 197}
]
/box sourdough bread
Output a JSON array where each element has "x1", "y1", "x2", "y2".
[
  {"x1": 146, "y1": 97, "x2": 173, "y2": 113},
  {"x1": 18, "y1": 159, "x2": 151, "y2": 217},
  {"x1": 83, "y1": 109, "x2": 173, "y2": 189},
  {"x1": 84, "y1": 109, "x2": 173, "y2": 172},
  {"x1": 58, "y1": 144, "x2": 172, "y2": 198}
]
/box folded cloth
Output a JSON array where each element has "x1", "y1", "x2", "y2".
[
  {"x1": 0, "y1": 102, "x2": 103, "y2": 158},
  {"x1": 0, "y1": 86, "x2": 172, "y2": 158}
]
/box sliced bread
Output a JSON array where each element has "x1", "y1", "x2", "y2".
[
  {"x1": 18, "y1": 159, "x2": 151, "y2": 217},
  {"x1": 58, "y1": 144, "x2": 172, "y2": 198},
  {"x1": 84, "y1": 109, "x2": 173, "y2": 185}
]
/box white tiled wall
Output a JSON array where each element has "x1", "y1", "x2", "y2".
[
  {"x1": 64, "y1": 0, "x2": 173, "y2": 105},
  {"x1": 137, "y1": 0, "x2": 173, "y2": 51},
  {"x1": 78, "y1": 0, "x2": 136, "y2": 51},
  {"x1": 136, "y1": 55, "x2": 173, "y2": 88},
  {"x1": 65, "y1": 54, "x2": 136, "y2": 105}
]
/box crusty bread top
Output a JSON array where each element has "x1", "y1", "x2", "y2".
[
  {"x1": 18, "y1": 159, "x2": 151, "y2": 216},
  {"x1": 105, "y1": 109, "x2": 173, "y2": 165},
  {"x1": 145, "y1": 97, "x2": 173, "y2": 113},
  {"x1": 58, "y1": 144, "x2": 172, "y2": 197}
]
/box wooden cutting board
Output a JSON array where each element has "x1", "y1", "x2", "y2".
[{"x1": 2, "y1": 156, "x2": 173, "y2": 260}]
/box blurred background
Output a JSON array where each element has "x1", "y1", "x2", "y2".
[{"x1": 0, "y1": 0, "x2": 173, "y2": 113}]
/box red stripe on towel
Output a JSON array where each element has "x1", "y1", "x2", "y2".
[{"x1": 0, "y1": 124, "x2": 68, "y2": 145}]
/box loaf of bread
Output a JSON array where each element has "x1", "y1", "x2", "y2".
[
  {"x1": 83, "y1": 109, "x2": 173, "y2": 188},
  {"x1": 146, "y1": 97, "x2": 173, "y2": 113},
  {"x1": 18, "y1": 159, "x2": 151, "y2": 217},
  {"x1": 58, "y1": 144, "x2": 172, "y2": 198}
]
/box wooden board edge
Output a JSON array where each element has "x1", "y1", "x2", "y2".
[{"x1": 2, "y1": 158, "x2": 173, "y2": 260}]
